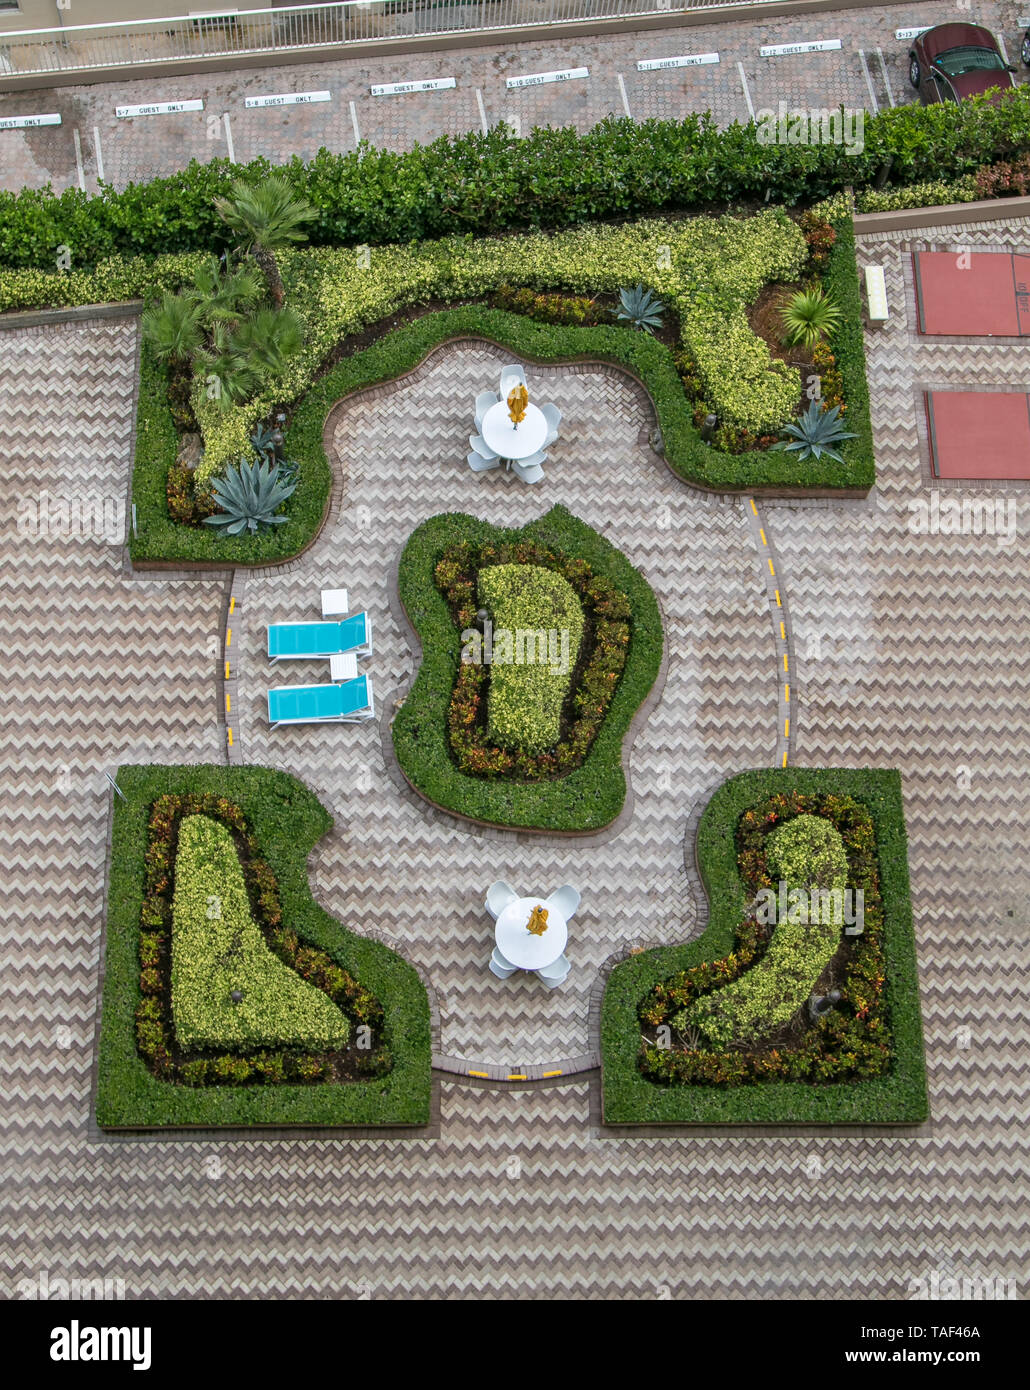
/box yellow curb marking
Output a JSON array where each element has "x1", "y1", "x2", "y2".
[
  {"x1": 749, "y1": 497, "x2": 758, "y2": 515},
  {"x1": 759, "y1": 528, "x2": 767, "y2": 546},
  {"x1": 780, "y1": 621, "x2": 786, "y2": 641},
  {"x1": 224, "y1": 661, "x2": 230, "y2": 680},
  {"x1": 225, "y1": 694, "x2": 231, "y2": 714},
  {"x1": 227, "y1": 727, "x2": 233, "y2": 746},
  {"x1": 229, "y1": 596, "x2": 235, "y2": 615},
  {"x1": 782, "y1": 750, "x2": 789, "y2": 768},
  {"x1": 783, "y1": 654, "x2": 789, "y2": 672},
  {"x1": 784, "y1": 683, "x2": 790, "y2": 702},
  {"x1": 508, "y1": 1073, "x2": 527, "y2": 1081},
  {"x1": 774, "y1": 589, "x2": 781, "y2": 607},
  {"x1": 226, "y1": 627, "x2": 232, "y2": 647},
  {"x1": 468, "y1": 1070, "x2": 489, "y2": 1078},
  {"x1": 784, "y1": 717, "x2": 790, "y2": 738},
  {"x1": 767, "y1": 557, "x2": 775, "y2": 577},
  {"x1": 542, "y1": 1070, "x2": 562, "y2": 1078}
]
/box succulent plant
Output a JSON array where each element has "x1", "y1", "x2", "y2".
[
  {"x1": 203, "y1": 457, "x2": 298, "y2": 535},
  {"x1": 615, "y1": 285, "x2": 665, "y2": 333},
  {"x1": 773, "y1": 401, "x2": 857, "y2": 463}
]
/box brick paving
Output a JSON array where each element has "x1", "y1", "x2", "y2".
[
  {"x1": 238, "y1": 342, "x2": 773, "y2": 1067},
  {"x1": 2, "y1": 203, "x2": 1030, "y2": 1294},
  {"x1": 4, "y1": 2, "x2": 1029, "y2": 195}
]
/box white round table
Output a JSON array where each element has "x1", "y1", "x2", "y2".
[
  {"x1": 481, "y1": 401, "x2": 547, "y2": 461},
  {"x1": 494, "y1": 897, "x2": 568, "y2": 971}
]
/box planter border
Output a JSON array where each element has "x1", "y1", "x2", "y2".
[
  {"x1": 390, "y1": 505, "x2": 665, "y2": 835},
  {"x1": 94, "y1": 764, "x2": 433, "y2": 1131},
  {"x1": 600, "y1": 767, "x2": 928, "y2": 1126}
]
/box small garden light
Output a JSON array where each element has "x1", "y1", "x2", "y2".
[{"x1": 230, "y1": 990, "x2": 244, "y2": 1004}]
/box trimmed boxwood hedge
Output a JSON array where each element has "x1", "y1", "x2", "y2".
[
  {"x1": 96, "y1": 764, "x2": 432, "y2": 1128},
  {"x1": 393, "y1": 505, "x2": 662, "y2": 832},
  {"x1": 131, "y1": 291, "x2": 874, "y2": 565},
  {"x1": 3, "y1": 93, "x2": 1029, "y2": 269},
  {"x1": 601, "y1": 768, "x2": 928, "y2": 1125}
]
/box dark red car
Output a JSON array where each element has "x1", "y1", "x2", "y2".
[{"x1": 908, "y1": 23, "x2": 1017, "y2": 103}]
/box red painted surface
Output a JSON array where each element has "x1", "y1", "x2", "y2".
[
  {"x1": 914, "y1": 251, "x2": 1025, "y2": 336},
  {"x1": 925, "y1": 391, "x2": 1030, "y2": 479}
]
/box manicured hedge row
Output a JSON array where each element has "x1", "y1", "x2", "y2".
[
  {"x1": 3, "y1": 92, "x2": 1029, "y2": 269},
  {"x1": 821, "y1": 210, "x2": 874, "y2": 484},
  {"x1": 96, "y1": 764, "x2": 432, "y2": 1128},
  {"x1": 393, "y1": 505, "x2": 662, "y2": 832},
  {"x1": 133, "y1": 298, "x2": 874, "y2": 565},
  {"x1": 601, "y1": 768, "x2": 928, "y2": 1125}
]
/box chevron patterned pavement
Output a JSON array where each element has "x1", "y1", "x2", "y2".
[
  {"x1": 240, "y1": 344, "x2": 775, "y2": 1067},
  {"x1": 2, "y1": 273, "x2": 1028, "y2": 1299}
]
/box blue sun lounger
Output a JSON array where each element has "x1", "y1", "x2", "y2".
[
  {"x1": 267, "y1": 611, "x2": 372, "y2": 662},
  {"x1": 267, "y1": 675, "x2": 375, "y2": 727}
]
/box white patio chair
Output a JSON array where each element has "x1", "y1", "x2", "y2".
[
  {"x1": 537, "y1": 954, "x2": 571, "y2": 989},
  {"x1": 544, "y1": 884, "x2": 580, "y2": 921},
  {"x1": 469, "y1": 433, "x2": 499, "y2": 461},
  {"x1": 499, "y1": 364, "x2": 527, "y2": 398},
  {"x1": 512, "y1": 454, "x2": 546, "y2": 484},
  {"x1": 489, "y1": 946, "x2": 517, "y2": 980},
  {"x1": 541, "y1": 403, "x2": 561, "y2": 445},
  {"x1": 475, "y1": 389, "x2": 497, "y2": 432},
  {"x1": 468, "y1": 451, "x2": 501, "y2": 473},
  {"x1": 485, "y1": 879, "x2": 518, "y2": 920}
]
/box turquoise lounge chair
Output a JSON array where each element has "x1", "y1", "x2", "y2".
[
  {"x1": 267, "y1": 675, "x2": 375, "y2": 727},
  {"x1": 267, "y1": 611, "x2": 372, "y2": 662}
]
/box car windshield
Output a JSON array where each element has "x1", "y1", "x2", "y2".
[{"x1": 934, "y1": 46, "x2": 1006, "y2": 77}]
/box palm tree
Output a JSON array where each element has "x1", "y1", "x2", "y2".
[
  {"x1": 213, "y1": 175, "x2": 317, "y2": 306},
  {"x1": 141, "y1": 292, "x2": 203, "y2": 371},
  {"x1": 196, "y1": 322, "x2": 262, "y2": 409},
  {"x1": 230, "y1": 307, "x2": 304, "y2": 379},
  {"x1": 192, "y1": 255, "x2": 264, "y2": 328}
]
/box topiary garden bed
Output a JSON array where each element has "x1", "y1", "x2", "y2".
[{"x1": 601, "y1": 768, "x2": 928, "y2": 1125}]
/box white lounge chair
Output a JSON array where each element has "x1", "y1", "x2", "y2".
[
  {"x1": 537, "y1": 954, "x2": 571, "y2": 989},
  {"x1": 541, "y1": 403, "x2": 561, "y2": 445},
  {"x1": 544, "y1": 885, "x2": 580, "y2": 921},
  {"x1": 485, "y1": 880, "x2": 518, "y2": 920},
  {"x1": 267, "y1": 675, "x2": 375, "y2": 727}
]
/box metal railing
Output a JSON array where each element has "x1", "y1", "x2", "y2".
[{"x1": 0, "y1": 0, "x2": 748, "y2": 79}]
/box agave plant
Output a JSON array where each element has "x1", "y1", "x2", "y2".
[
  {"x1": 779, "y1": 287, "x2": 843, "y2": 348},
  {"x1": 203, "y1": 457, "x2": 298, "y2": 535},
  {"x1": 616, "y1": 285, "x2": 665, "y2": 333},
  {"x1": 773, "y1": 401, "x2": 857, "y2": 463},
  {"x1": 214, "y1": 174, "x2": 318, "y2": 306}
]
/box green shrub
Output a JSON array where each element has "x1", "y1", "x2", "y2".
[
  {"x1": 95, "y1": 766, "x2": 431, "y2": 1128},
  {"x1": 2, "y1": 92, "x2": 1028, "y2": 271},
  {"x1": 394, "y1": 506, "x2": 662, "y2": 831},
  {"x1": 601, "y1": 768, "x2": 928, "y2": 1125},
  {"x1": 855, "y1": 174, "x2": 979, "y2": 212},
  {"x1": 172, "y1": 815, "x2": 350, "y2": 1051},
  {"x1": 680, "y1": 814, "x2": 848, "y2": 1048},
  {"x1": 477, "y1": 564, "x2": 584, "y2": 752}
]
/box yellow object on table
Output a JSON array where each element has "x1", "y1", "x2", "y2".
[
  {"x1": 526, "y1": 903, "x2": 549, "y2": 936},
  {"x1": 507, "y1": 383, "x2": 529, "y2": 426}
]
